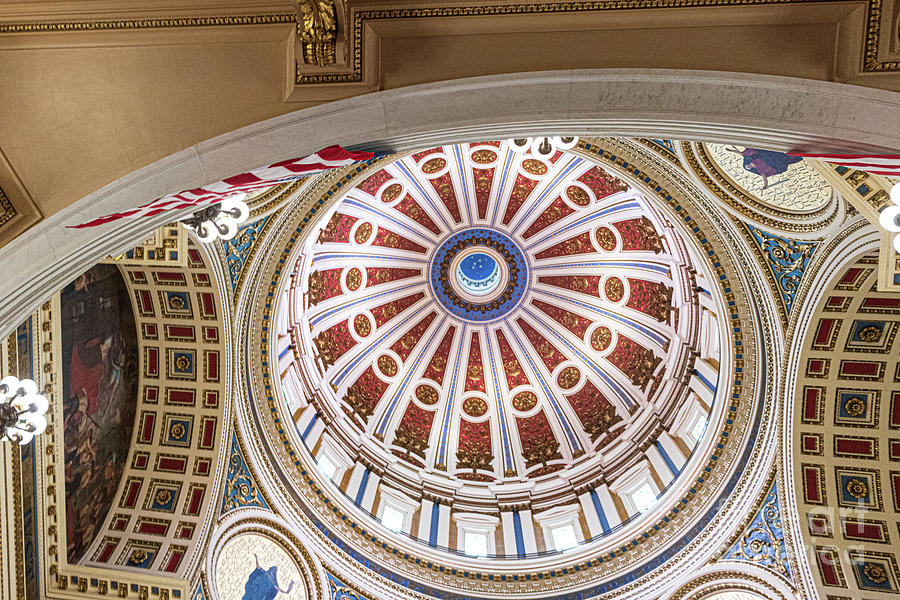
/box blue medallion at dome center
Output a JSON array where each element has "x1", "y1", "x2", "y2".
[
  {"x1": 456, "y1": 252, "x2": 501, "y2": 296},
  {"x1": 430, "y1": 228, "x2": 528, "y2": 322}
]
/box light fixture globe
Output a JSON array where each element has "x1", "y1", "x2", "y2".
[
  {"x1": 0, "y1": 376, "x2": 50, "y2": 445},
  {"x1": 879, "y1": 204, "x2": 900, "y2": 232},
  {"x1": 891, "y1": 181, "x2": 900, "y2": 205},
  {"x1": 181, "y1": 195, "x2": 250, "y2": 243}
]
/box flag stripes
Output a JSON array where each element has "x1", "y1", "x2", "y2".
[{"x1": 70, "y1": 145, "x2": 379, "y2": 228}]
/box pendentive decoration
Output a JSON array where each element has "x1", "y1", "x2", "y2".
[
  {"x1": 221, "y1": 432, "x2": 270, "y2": 513},
  {"x1": 225, "y1": 216, "x2": 272, "y2": 291},
  {"x1": 745, "y1": 223, "x2": 817, "y2": 316},
  {"x1": 0, "y1": 375, "x2": 49, "y2": 445},
  {"x1": 327, "y1": 570, "x2": 370, "y2": 600},
  {"x1": 720, "y1": 480, "x2": 793, "y2": 581}
]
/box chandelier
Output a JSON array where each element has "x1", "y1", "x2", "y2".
[
  {"x1": 878, "y1": 183, "x2": 900, "y2": 253},
  {"x1": 508, "y1": 136, "x2": 578, "y2": 158},
  {"x1": 1, "y1": 376, "x2": 49, "y2": 445},
  {"x1": 181, "y1": 194, "x2": 250, "y2": 243}
]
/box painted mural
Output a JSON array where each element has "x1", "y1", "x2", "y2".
[
  {"x1": 214, "y1": 533, "x2": 305, "y2": 600},
  {"x1": 60, "y1": 264, "x2": 139, "y2": 563},
  {"x1": 706, "y1": 144, "x2": 831, "y2": 211}
]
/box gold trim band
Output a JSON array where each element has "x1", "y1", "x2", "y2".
[{"x1": 0, "y1": 14, "x2": 293, "y2": 34}]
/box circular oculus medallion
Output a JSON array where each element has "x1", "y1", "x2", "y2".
[
  {"x1": 455, "y1": 251, "x2": 503, "y2": 298},
  {"x1": 429, "y1": 228, "x2": 528, "y2": 322}
]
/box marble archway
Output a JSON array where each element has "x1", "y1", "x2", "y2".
[{"x1": 2, "y1": 68, "x2": 900, "y2": 337}]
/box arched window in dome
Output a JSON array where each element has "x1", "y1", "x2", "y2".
[
  {"x1": 699, "y1": 307, "x2": 721, "y2": 363},
  {"x1": 377, "y1": 487, "x2": 418, "y2": 534},
  {"x1": 534, "y1": 505, "x2": 583, "y2": 552},
  {"x1": 549, "y1": 523, "x2": 579, "y2": 551},
  {"x1": 317, "y1": 453, "x2": 338, "y2": 480},
  {"x1": 381, "y1": 504, "x2": 406, "y2": 532},
  {"x1": 630, "y1": 483, "x2": 656, "y2": 512},
  {"x1": 611, "y1": 461, "x2": 661, "y2": 517},
  {"x1": 463, "y1": 531, "x2": 489, "y2": 557},
  {"x1": 315, "y1": 436, "x2": 351, "y2": 483},
  {"x1": 454, "y1": 513, "x2": 499, "y2": 557},
  {"x1": 672, "y1": 393, "x2": 711, "y2": 449}
]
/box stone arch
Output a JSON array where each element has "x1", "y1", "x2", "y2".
[
  {"x1": 663, "y1": 564, "x2": 796, "y2": 600},
  {"x1": 3, "y1": 69, "x2": 900, "y2": 338}
]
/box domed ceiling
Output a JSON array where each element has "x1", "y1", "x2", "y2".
[
  {"x1": 13, "y1": 135, "x2": 831, "y2": 600},
  {"x1": 276, "y1": 140, "x2": 729, "y2": 560}
]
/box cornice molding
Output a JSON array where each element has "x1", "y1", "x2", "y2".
[{"x1": 0, "y1": 13, "x2": 293, "y2": 33}]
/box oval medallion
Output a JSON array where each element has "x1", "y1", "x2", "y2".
[
  {"x1": 378, "y1": 355, "x2": 398, "y2": 377},
  {"x1": 522, "y1": 158, "x2": 548, "y2": 176},
  {"x1": 345, "y1": 267, "x2": 362, "y2": 291},
  {"x1": 462, "y1": 397, "x2": 488, "y2": 417},
  {"x1": 353, "y1": 315, "x2": 371, "y2": 337},
  {"x1": 566, "y1": 185, "x2": 590, "y2": 207},
  {"x1": 591, "y1": 326, "x2": 613, "y2": 351},
  {"x1": 354, "y1": 222, "x2": 373, "y2": 244},
  {"x1": 512, "y1": 391, "x2": 538, "y2": 412},
  {"x1": 604, "y1": 277, "x2": 625, "y2": 302},
  {"x1": 381, "y1": 183, "x2": 402, "y2": 203},
  {"x1": 415, "y1": 384, "x2": 439, "y2": 405},
  {"x1": 595, "y1": 227, "x2": 617, "y2": 251},
  {"x1": 557, "y1": 366, "x2": 581, "y2": 390},
  {"x1": 471, "y1": 149, "x2": 497, "y2": 164},
  {"x1": 422, "y1": 157, "x2": 446, "y2": 174}
]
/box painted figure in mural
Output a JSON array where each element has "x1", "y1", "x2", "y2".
[
  {"x1": 242, "y1": 554, "x2": 295, "y2": 600},
  {"x1": 60, "y1": 264, "x2": 138, "y2": 563},
  {"x1": 725, "y1": 146, "x2": 803, "y2": 189}
]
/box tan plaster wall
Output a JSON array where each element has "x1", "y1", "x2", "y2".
[
  {"x1": 0, "y1": 26, "x2": 313, "y2": 216},
  {"x1": 0, "y1": 0, "x2": 898, "y2": 246}
]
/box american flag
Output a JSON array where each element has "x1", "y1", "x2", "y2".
[
  {"x1": 70, "y1": 145, "x2": 380, "y2": 228},
  {"x1": 789, "y1": 152, "x2": 900, "y2": 177}
]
